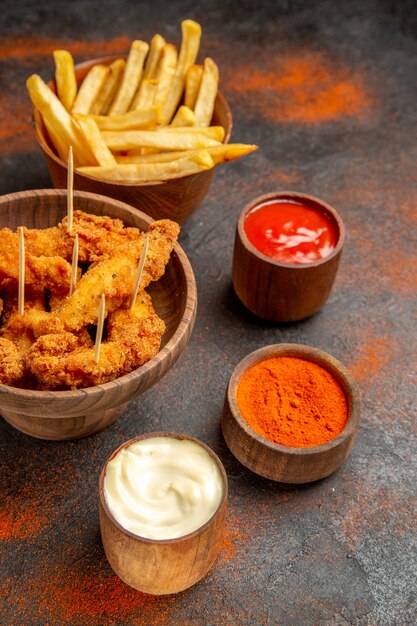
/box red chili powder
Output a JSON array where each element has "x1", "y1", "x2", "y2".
[
  {"x1": 349, "y1": 337, "x2": 393, "y2": 382},
  {"x1": 0, "y1": 486, "x2": 47, "y2": 541},
  {"x1": 0, "y1": 35, "x2": 131, "y2": 61},
  {"x1": 225, "y1": 52, "x2": 370, "y2": 124},
  {"x1": 237, "y1": 357, "x2": 349, "y2": 447},
  {"x1": 220, "y1": 513, "x2": 248, "y2": 562}
]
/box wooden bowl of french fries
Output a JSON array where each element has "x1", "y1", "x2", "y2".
[
  {"x1": 29, "y1": 20, "x2": 257, "y2": 224},
  {"x1": 0, "y1": 189, "x2": 197, "y2": 440}
]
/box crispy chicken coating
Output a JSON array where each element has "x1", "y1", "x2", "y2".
[
  {"x1": 28, "y1": 292, "x2": 164, "y2": 389},
  {"x1": 0, "y1": 211, "x2": 144, "y2": 263},
  {"x1": 0, "y1": 337, "x2": 26, "y2": 386},
  {"x1": 56, "y1": 219, "x2": 179, "y2": 331},
  {"x1": 0, "y1": 249, "x2": 72, "y2": 293}
]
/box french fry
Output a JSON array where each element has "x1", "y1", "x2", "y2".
[
  {"x1": 74, "y1": 107, "x2": 161, "y2": 131},
  {"x1": 194, "y1": 58, "x2": 219, "y2": 126},
  {"x1": 109, "y1": 40, "x2": 149, "y2": 115},
  {"x1": 117, "y1": 144, "x2": 258, "y2": 165},
  {"x1": 161, "y1": 20, "x2": 201, "y2": 124},
  {"x1": 154, "y1": 44, "x2": 178, "y2": 110},
  {"x1": 157, "y1": 125, "x2": 224, "y2": 141},
  {"x1": 185, "y1": 64, "x2": 203, "y2": 110},
  {"x1": 42, "y1": 115, "x2": 71, "y2": 162},
  {"x1": 143, "y1": 34, "x2": 166, "y2": 80},
  {"x1": 131, "y1": 79, "x2": 158, "y2": 111},
  {"x1": 90, "y1": 59, "x2": 126, "y2": 115},
  {"x1": 53, "y1": 50, "x2": 77, "y2": 111},
  {"x1": 78, "y1": 149, "x2": 214, "y2": 182},
  {"x1": 71, "y1": 64, "x2": 110, "y2": 115},
  {"x1": 75, "y1": 117, "x2": 117, "y2": 166},
  {"x1": 170, "y1": 105, "x2": 195, "y2": 127},
  {"x1": 101, "y1": 129, "x2": 220, "y2": 151},
  {"x1": 27, "y1": 74, "x2": 96, "y2": 166}
]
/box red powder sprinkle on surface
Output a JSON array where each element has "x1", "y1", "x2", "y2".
[
  {"x1": 349, "y1": 337, "x2": 395, "y2": 382},
  {"x1": 0, "y1": 35, "x2": 131, "y2": 61},
  {"x1": 39, "y1": 567, "x2": 175, "y2": 624},
  {"x1": 0, "y1": 485, "x2": 48, "y2": 541},
  {"x1": 224, "y1": 53, "x2": 371, "y2": 124},
  {"x1": 220, "y1": 513, "x2": 249, "y2": 562}
]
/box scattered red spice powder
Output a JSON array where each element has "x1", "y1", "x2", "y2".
[
  {"x1": 225, "y1": 52, "x2": 371, "y2": 124},
  {"x1": 220, "y1": 511, "x2": 248, "y2": 562},
  {"x1": 349, "y1": 337, "x2": 393, "y2": 382},
  {"x1": 0, "y1": 484, "x2": 48, "y2": 541},
  {"x1": 237, "y1": 357, "x2": 349, "y2": 447},
  {"x1": 0, "y1": 35, "x2": 131, "y2": 62}
]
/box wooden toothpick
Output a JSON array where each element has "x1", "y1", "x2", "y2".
[
  {"x1": 18, "y1": 227, "x2": 25, "y2": 315},
  {"x1": 94, "y1": 294, "x2": 105, "y2": 364},
  {"x1": 67, "y1": 145, "x2": 74, "y2": 233},
  {"x1": 69, "y1": 233, "x2": 79, "y2": 297},
  {"x1": 129, "y1": 236, "x2": 149, "y2": 310}
]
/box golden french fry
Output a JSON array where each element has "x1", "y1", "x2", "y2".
[
  {"x1": 131, "y1": 79, "x2": 158, "y2": 111},
  {"x1": 74, "y1": 107, "x2": 161, "y2": 131},
  {"x1": 71, "y1": 64, "x2": 110, "y2": 115},
  {"x1": 117, "y1": 151, "x2": 191, "y2": 164},
  {"x1": 143, "y1": 34, "x2": 166, "y2": 80},
  {"x1": 158, "y1": 125, "x2": 224, "y2": 141},
  {"x1": 170, "y1": 105, "x2": 195, "y2": 127},
  {"x1": 117, "y1": 143, "x2": 258, "y2": 165},
  {"x1": 109, "y1": 40, "x2": 149, "y2": 115},
  {"x1": 154, "y1": 44, "x2": 178, "y2": 110},
  {"x1": 43, "y1": 115, "x2": 71, "y2": 162},
  {"x1": 162, "y1": 20, "x2": 201, "y2": 124},
  {"x1": 206, "y1": 143, "x2": 258, "y2": 164},
  {"x1": 27, "y1": 74, "x2": 96, "y2": 166},
  {"x1": 185, "y1": 64, "x2": 203, "y2": 110},
  {"x1": 53, "y1": 50, "x2": 77, "y2": 111},
  {"x1": 194, "y1": 58, "x2": 219, "y2": 126},
  {"x1": 75, "y1": 117, "x2": 117, "y2": 166},
  {"x1": 78, "y1": 149, "x2": 214, "y2": 182},
  {"x1": 102, "y1": 129, "x2": 220, "y2": 151},
  {"x1": 90, "y1": 59, "x2": 126, "y2": 115}
]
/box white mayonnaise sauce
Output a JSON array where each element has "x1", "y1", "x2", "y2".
[{"x1": 104, "y1": 436, "x2": 224, "y2": 540}]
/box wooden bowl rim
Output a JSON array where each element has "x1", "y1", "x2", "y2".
[
  {"x1": 237, "y1": 191, "x2": 346, "y2": 269},
  {"x1": 227, "y1": 343, "x2": 361, "y2": 457},
  {"x1": 34, "y1": 54, "x2": 233, "y2": 187},
  {"x1": 0, "y1": 188, "x2": 197, "y2": 401},
  {"x1": 99, "y1": 431, "x2": 228, "y2": 544}
]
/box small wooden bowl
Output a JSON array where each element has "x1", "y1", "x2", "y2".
[
  {"x1": 0, "y1": 189, "x2": 196, "y2": 440},
  {"x1": 232, "y1": 191, "x2": 345, "y2": 322},
  {"x1": 33, "y1": 56, "x2": 233, "y2": 224},
  {"x1": 99, "y1": 432, "x2": 228, "y2": 595},
  {"x1": 222, "y1": 343, "x2": 360, "y2": 484}
]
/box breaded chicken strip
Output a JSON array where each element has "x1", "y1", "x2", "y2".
[
  {"x1": 56, "y1": 219, "x2": 179, "y2": 332},
  {"x1": 0, "y1": 337, "x2": 26, "y2": 386},
  {"x1": 28, "y1": 292, "x2": 164, "y2": 389},
  {"x1": 0, "y1": 211, "x2": 143, "y2": 263},
  {"x1": 0, "y1": 250, "x2": 72, "y2": 293}
]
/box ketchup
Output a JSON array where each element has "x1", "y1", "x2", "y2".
[{"x1": 243, "y1": 199, "x2": 338, "y2": 265}]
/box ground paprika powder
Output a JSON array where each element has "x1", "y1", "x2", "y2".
[{"x1": 236, "y1": 356, "x2": 348, "y2": 447}]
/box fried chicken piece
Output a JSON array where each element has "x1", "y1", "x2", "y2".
[
  {"x1": 0, "y1": 211, "x2": 144, "y2": 263},
  {"x1": 107, "y1": 291, "x2": 165, "y2": 373},
  {"x1": 56, "y1": 219, "x2": 179, "y2": 332},
  {"x1": 0, "y1": 295, "x2": 48, "y2": 353},
  {"x1": 29, "y1": 292, "x2": 165, "y2": 389},
  {"x1": 0, "y1": 249, "x2": 72, "y2": 293},
  {"x1": 0, "y1": 337, "x2": 26, "y2": 386},
  {"x1": 58, "y1": 211, "x2": 142, "y2": 262}
]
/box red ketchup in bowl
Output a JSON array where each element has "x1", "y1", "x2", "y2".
[{"x1": 243, "y1": 199, "x2": 338, "y2": 265}]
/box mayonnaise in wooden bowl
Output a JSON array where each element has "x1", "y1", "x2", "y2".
[{"x1": 99, "y1": 433, "x2": 228, "y2": 594}]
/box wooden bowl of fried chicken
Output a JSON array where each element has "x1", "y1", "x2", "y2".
[{"x1": 0, "y1": 189, "x2": 196, "y2": 440}]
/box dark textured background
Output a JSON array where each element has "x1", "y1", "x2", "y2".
[{"x1": 1, "y1": 1, "x2": 416, "y2": 624}]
